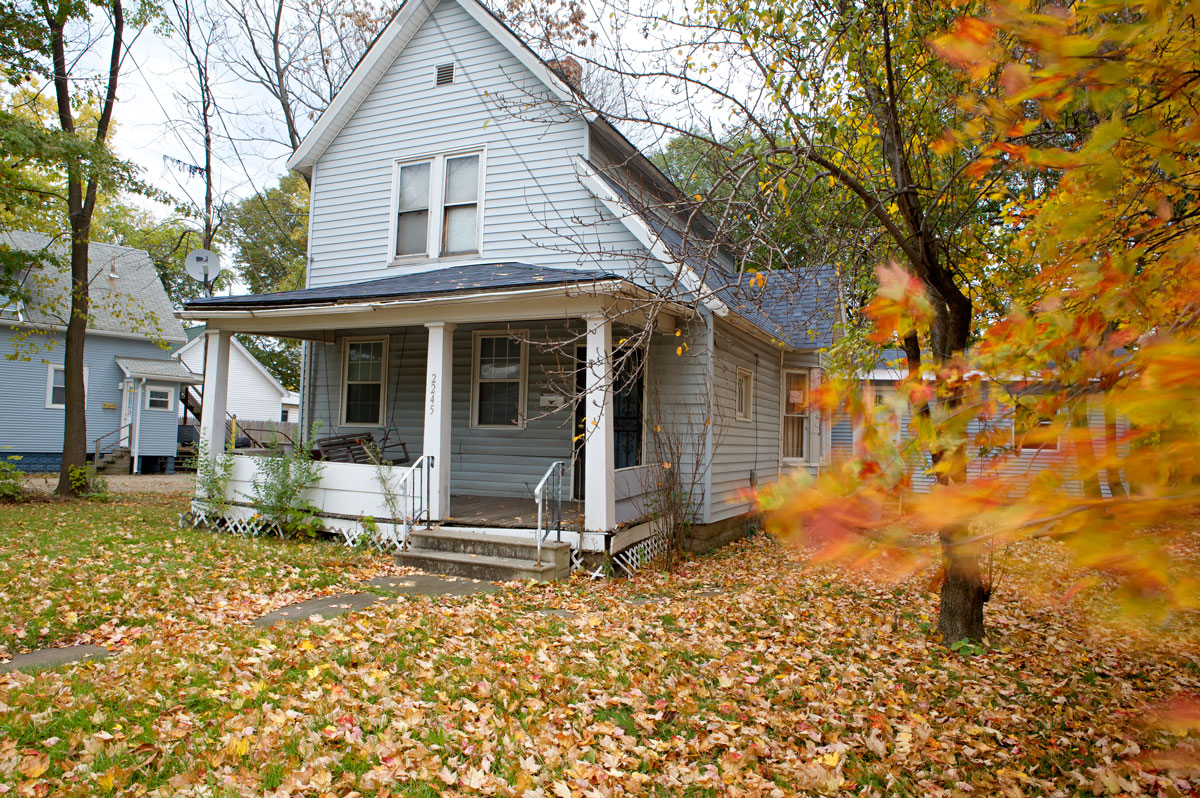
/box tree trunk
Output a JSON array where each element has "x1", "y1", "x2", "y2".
[
  {"x1": 937, "y1": 528, "x2": 987, "y2": 643},
  {"x1": 56, "y1": 230, "x2": 90, "y2": 495}
]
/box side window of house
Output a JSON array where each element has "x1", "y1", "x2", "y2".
[
  {"x1": 1018, "y1": 417, "x2": 1059, "y2": 451},
  {"x1": 735, "y1": 367, "x2": 754, "y2": 422},
  {"x1": 393, "y1": 152, "x2": 481, "y2": 260},
  {"x1": 146, "y1": 385, "x2": 173, "y2": 411},
  {"x1": 343, "y1": 339, "x2": 387, "y2": 425},
  {"x1": 473, "y1": 333, "x2": 524, "y2": 427},
  {"x1": 46, "y1": 365, "x2": 88, "y2": 409},
  {"x1": 782, "y1": 370, "x2": 808, "y2": 459}
]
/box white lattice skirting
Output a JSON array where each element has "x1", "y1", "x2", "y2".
[{"x1": 612, "y1": 532, "x2": 670, "y2": 577}]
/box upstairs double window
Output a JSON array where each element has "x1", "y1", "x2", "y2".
[{"x1": 393, "y1": 151, "x2": 482, "y2": 261}]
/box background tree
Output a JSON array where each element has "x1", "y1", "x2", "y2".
[
  {"x1": 569, "y1": 0, "x2": 1027, "y2": 639},
  {"x1": 1, "y1": 0, "x2": 159, "y2": 495},
  {"x1": 765, "y1": 0, "x2": 1200, "y2": 647}
]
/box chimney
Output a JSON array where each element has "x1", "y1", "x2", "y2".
[{"x1": 547, "y1": 57, "x2": 583, "y2": 90}]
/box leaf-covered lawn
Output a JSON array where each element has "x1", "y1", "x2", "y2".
[
  {"x1": 1, "y1": 501, "x2": 1198, "y2": 796},
  {"x1": 0, "y1": 494, "x2": 406, "y2": 657}
]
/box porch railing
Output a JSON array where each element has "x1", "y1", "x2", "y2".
[
  {"x1": 93, "y1": 423, "x2": 132, "y2": 464},
  {"x1": 393, "y1": 454, "x2": 433, "y2": 551},
  {"x1": 534, "y1": 460, "x2": 566, "y2": 566}
]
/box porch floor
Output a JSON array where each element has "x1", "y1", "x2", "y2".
[{"x1": 448, "y1": 494, "x2": 583, "y2": 531}]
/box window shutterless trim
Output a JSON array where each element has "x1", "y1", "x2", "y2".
[
  {"x1": 45, "y1": 364, "x2": 88, "y2": 410},
  {"x1": 781, "y1": 368, "x2": 809, "y2": 462},
  {"x1": 470, "y1": 329, "x2": 527, "y2": 429},
  {"x1": 339, "y1": 336, "x2": 389, "y2": 427},
  {"x1": 387, "y1": 146, "x2": 486, "y2": 265},
  {"x1": 735, "y1": 366, "x2": 754, "y2": 422},
  {"x1": 144, "y1": 384, "x2": 174, "y2": 411}
]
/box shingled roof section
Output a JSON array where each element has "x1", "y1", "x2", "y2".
[
  {"x1": 1, "y1": 230, "x2": 186, "y2": 343},
  {"x1": 183, "y1": 263, "x2": 622, "y2": 311},
  {"x1": 588, "y1": 169, "x2": 841, "y2": 349}
]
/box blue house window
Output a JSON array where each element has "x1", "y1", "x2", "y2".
[{"x1": 45, "y1": 364, "x2": 88, "y2": 409}]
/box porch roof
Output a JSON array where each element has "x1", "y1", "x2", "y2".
[{"x1": 183, "y1": 263, "x2": 621, "y2": 312}]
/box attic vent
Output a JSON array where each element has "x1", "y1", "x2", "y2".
[{"x1": 435, "y1": 63, "x2": 454, "y2": 86}]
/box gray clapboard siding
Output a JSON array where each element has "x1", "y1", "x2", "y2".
[
  {"x1": 645, "y1": 318, "x2": 712, "y2": 523},
  {"x1": 307, "y1": 322, "x2": 581, "y2": 501},
  {"x1": 708, "y1": 320, "x2": 783, "y2": 522},
  {"x1": 0, "y1": 328, "x2": 177, "y2": 459},
  {"x1": 308, "y1": 0, "x2": 652, "y2": 289}
]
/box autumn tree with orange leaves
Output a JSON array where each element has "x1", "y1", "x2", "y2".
[{"x1": 764, "y1": 0, "x2": 1199, "y2": 644}]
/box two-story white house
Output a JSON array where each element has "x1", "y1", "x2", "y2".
[{"x1": 181, "y1": 0, "x2": 842, "y2": 578}]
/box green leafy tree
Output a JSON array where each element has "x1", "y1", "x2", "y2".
[{"x1": 1, "y1": 0, "x2": 160, "y2": 495}]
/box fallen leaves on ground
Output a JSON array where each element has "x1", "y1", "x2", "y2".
[
  {"x1": 1, "y1": 501, "x2": 1198, "y2": 796},
  {"x1": 0, "y1": 494, "x2": 412, "y2": 658}
]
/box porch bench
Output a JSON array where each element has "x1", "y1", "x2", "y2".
[{"x1": 312, "y1": 432, "x2": 410, "y2": 466}]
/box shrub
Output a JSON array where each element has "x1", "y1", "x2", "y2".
[
  {"x1": 0, "y1": 456, "x2": 23, "y2": 501},
  {"x1": 247, "y1": 429, "x2": 324, "y2": 539}
]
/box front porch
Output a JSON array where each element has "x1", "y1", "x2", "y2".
[{"x1": 184, "y1": 266, "x2": 677, "y2": 573}]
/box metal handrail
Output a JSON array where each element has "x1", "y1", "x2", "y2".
[
  {"x1": 93, "y1": 423, "x2": 132, "y2": 463},
  {"x1": 534, "y1": 461, "x2": 565, "y2": 566},
  {"x1": 394, "y1": 454, "x2": 434, "y2": 550}
]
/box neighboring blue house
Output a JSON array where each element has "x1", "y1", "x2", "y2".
[{"x1": 0, "y1": 231, "x2": 199, "y2": 474}]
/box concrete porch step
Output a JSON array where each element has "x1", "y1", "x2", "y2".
[
  {"x1": 394, "y1": 548, "x2": 565, "y2": 581},
  {"x1": 410, "y1": 528, "x2": 571, "y2": 572}
]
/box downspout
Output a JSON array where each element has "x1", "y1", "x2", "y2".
[{"x1": 131, "y1": 377, "x2": 145, "y2": 474}]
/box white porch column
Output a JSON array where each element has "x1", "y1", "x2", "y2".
[
  {"x1": 198, "y1": 330, "x2": 232, "y2": 468},
  {"x1": 583, "y1": 314, "x2": 616, "y2": 532},
  {"x1": 423, "y1": 322, "x2": 455, "y2": 521}
]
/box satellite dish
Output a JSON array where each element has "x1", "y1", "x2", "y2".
[{"x1": 184, "y1": 249, "x2": 219, "y2": 284}]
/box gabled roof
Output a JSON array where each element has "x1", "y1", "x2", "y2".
[
  {"x1": 173, "y1": 328, "x2": 290, "y2": 397},
  {"x1": 0, "y1": 230, "x2": 187, "y2": 343},
  {"x1": 579, "y1": 164, "x2": 843, "y2": 349},
  {"x1": 287, "y1": 0, "x2": 586, "y2": 176},
  {"x1": 183, "y1": 262, "x2": 620, "y2": 311}
]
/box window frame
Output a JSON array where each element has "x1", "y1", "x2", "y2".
[
  {"x1": 470, "y1": 329, "x2": 528, "y2": 430},
  {"x1": 144, "y1": 384, "x2": 174, "y2": 412},
  {"x1": 1016, "y1": 417, "x2": 1060, "y2": 452},
  {"x1": 339, "y1": 336, "x2": 389, "y2": 428},
  {"x1": 735, "y1": 366, "x2": 754, "y2": 422},
  {"x1": 45, "y1": 364, "x2": 88, "y2": 410},
  {"x1": 613, "y1": 344, "x2": 648, "y2": 471},
  {"x1": 0, "y1": 292, "x2": 22, "y2": 321},
  {"x1": 781, "y1": 369, "x2": 810, "y2": 462},
  {"x1": 388, "y1": 147, "x2": 486, "y2": 264}
]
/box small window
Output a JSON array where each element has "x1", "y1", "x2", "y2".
[
  {"x1": 435, "y1": 63, "x2": 454, "y2": 85},
  {"x1": 442, "y1": 154, "x2": 479, "y2": 255},
  {"x1": 473, "y1": 332, "x2": 525, "y2": 428},
  {"x1": 395, "y1": 161, "x2": 431, "y2": 256},
  {"x1": 1019, "y1": 418, "x2": 1059, "y2": 451},
  {"x1": 145, "y1": 385, "x2": 173, "y2": 411},
  {"x1": 342, "y1": 338, "x2": 387, "y2": 426},
  {"x1": 281, "y1": 408, "x2": 290, "y2": 422},
  {"x1": 735, "y1": 367, "x2": 754, "y2": 422},
  {"x1": 45, "y1": 364, "x2": 88, "y2": 409},
  {"x1": 782, "y1": 370, "x2": 808, "y2": 460},
  {"x1": 0, "y1": 293, "x2": 20, "y2": 320}
]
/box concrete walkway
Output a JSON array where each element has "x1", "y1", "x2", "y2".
[
  {"x1": 0, "y1": 644, "x2": 109, "y2": 673},
  {"x1": 2, "y1": 573, "x2": 502, "y2": 673}
]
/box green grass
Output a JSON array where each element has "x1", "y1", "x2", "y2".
[{"x1": 0, "y1": 493, "x2": 398, "y2": 654}]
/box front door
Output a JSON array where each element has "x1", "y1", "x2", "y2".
[
  {"x1": 573, "y1": 344, "x2": 645, "y2": 500},
  {"x1": 119, "y1": 380, "x2": 133, "y2": 448}
]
